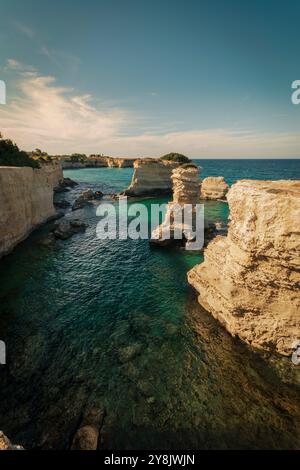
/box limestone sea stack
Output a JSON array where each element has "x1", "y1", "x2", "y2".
[
  {"x1": 200, "y1": 176, "x2": 229, "y2": 200},
  {"x1": 124, "y1": 159, "x2": 180, "y2": 197},
  {"x1": 151, "y1": 164, "x2": 201, "y2": 248},
  {"x1": 188, "y1": 180, "x2": 300, "y2": 356}
]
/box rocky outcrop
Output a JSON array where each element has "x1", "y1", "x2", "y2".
[
  {"x1": 200, "y1": 176, "x2": 229, "y2": 200},
  {"x1": 53, "y1": 219, "x2": 88, "y2": 240},
  {"x1": 0, "y1": 431, "x2": 24, "y2": 450},
  {"x1": 124, "y1": 159, "x2": 180, "y2": 197},
  {"x1": 150, "y1": 164, "x2": 202, "y2": 248},
  {"x1": 188, "y1": 180, "x2": 300, "y2": 356},
  {"x1": 0, "y1": 163, "x2": 63, "y2": 258},
  {"x1": 72, "y1": 188, "x2": 103, "y2": 211}
]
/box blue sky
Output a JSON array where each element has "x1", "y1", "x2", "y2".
[{"x1": 0, "y1": 0, "x2": 299, "y2": 157}]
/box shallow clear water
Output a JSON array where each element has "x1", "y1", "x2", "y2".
[{"x1": 0, "y1": 159, "x2": 299, "y2": 450}]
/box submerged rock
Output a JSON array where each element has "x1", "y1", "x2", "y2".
[
  {"x1": 71, "y1": 405, "x2": 106, "y2": 450},
  {"x1": 71, "y1": 425, "x2": 99, "y2": 450},
  {"x1": 53, "y1": 219, "x2": 88, "y2": 240},
  {"x1": 200, "y1": 176, "x2": 229, "y2": 200},
  {"x1": 117, "y1": 343, "x2": 142, "y2": 363},
  {"x1": 188, "y1": 179, "x2": 300, "y2": 356}
]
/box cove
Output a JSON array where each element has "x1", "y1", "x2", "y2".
[{"x1": 0, "y1": 160, "x2": 299, "y2": 450}]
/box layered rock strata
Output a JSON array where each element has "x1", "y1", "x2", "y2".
[
  {"x1": 0, "y1": 162, "x2": 63, "y2": 258},
  {"x1": 151, "y1": 164, "x2": 202, "y2": 248},
  {"x1": 124, "y1": 158, "x2": 180, "y2": 197},
  {"x1": 188, "y1": 180, "x2": 300, "y2": 356},
  {"x1": 200, "y1": 176, "x2": 229, "y2": 200},
  {"x1": 61, "y1": 156, "x2": 136, "y2": 169}
]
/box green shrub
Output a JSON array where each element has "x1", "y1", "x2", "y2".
[
  {"x1": 160, "y1": 152, "x2": 190, "y2": 164},
  {"x1": 0, "y1": 134, "x2": 40, "y2": 168}
]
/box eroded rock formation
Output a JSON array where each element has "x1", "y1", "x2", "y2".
[
  {"x1": 200, "y1": 176, "x2": 229, "y2": 200},
  {"x1": 150, "y1": 164, "x2": 202, "y2": 248},
  {"x1": 0, "y1": 162, "x2": 63, "y2": 258},
  {"x1": 124, "y1": 158, "x2": 180, "y2": 197},
  {"x1": 188, "y1": 179, "x2": 300, "y2": 356}
]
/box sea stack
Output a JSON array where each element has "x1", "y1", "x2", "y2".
[
  {"x1": 150, "y1": 164, "x2": 201, "y2": 248},
  {"x1": 200, "y1": 176, "x2": 229, "y2": 200},
  {"x1": 188, "y1": 179, "x2": 300, "y2": 356},
  {"x1": 123, "y1": 158, "x2": 180, "y2": 197}
]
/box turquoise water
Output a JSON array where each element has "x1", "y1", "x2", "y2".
[{"x1": 0, "y1": 159, "x2": 300, "y2": 449}]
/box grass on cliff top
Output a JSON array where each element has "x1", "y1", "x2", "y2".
[
  {"x1": 0, "y1": 134, "x2": 40, "y2": 168},
  {"x1": 160, "y1": 152, "x2": 190, "y2": 164}
]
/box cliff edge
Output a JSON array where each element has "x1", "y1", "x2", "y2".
[
  {"x1": 188, "y1": 179, "x2": 300, "y2": 356},
  {"x1": 0, "y1": 162, "x2": 63, "y2": 258}
]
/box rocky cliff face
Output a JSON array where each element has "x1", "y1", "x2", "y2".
[
  {"x1": 124, "y1": 159, "x2": 180, "y2": 196},
  {"x1": 151, "y1": 164, "x2": 201, "y2": 248},
  {"x1": 200, "y1": 176, "x2": 229, "y2": 200},
  {"x1": 0, "y1": 162, "x2": 62, "y2": 258},
  {"x1": 188, "y1": 180, "x2": 300, "y2": 356},
  {"x1": 61, "y1": 157, "x2": 135, "y2": 169}
]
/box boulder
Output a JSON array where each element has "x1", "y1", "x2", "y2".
[
  {"x1": 200, "y1": 176, "x2": 229, "y2": 200},
  {"x1": 53, "y1": 219, "x2": 88, "y2": 240}
]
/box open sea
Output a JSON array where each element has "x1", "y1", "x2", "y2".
[{"x1": 0, "y1": 159, "x2": 299, "y2": 449}]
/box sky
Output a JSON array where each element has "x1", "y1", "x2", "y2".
[{"x1": 0, "y1": 0, "x2": 299, "y2": 158}]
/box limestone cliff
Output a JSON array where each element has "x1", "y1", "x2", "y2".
[
  {"x1": 200, "y1": 176, "x2": 229, "y2": 200},
  {"x1": 61, "y1": 156, "x2": 135, "y2": 169},
  {"x1": 0, "y1": 162, "x2": 63, "y2": 258},
  {"x1": 151, "y1": 164, "x2": 201, "y2": 248},
  {"x1": 124, "y1": 159, "x2": 180, "y2": 196},
  {"x1": 188, "y1": 180, "x2": 300, "y2": 356}
]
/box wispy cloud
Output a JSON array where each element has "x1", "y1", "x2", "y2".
[
  {"x1": 40, "y1": 47, "x2": 81, "y2": 73},
  {"x1": 13, "y1": 21, "x2": 34, "y2": 38},
  {"x1": 1, "y1": 62, "x2": 299, "y2": 157}
]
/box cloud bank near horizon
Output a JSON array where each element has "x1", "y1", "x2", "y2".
[{"x1": 1, "y1": 60, "x2": 300, "y2": 158}]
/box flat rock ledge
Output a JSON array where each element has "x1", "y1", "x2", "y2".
[{"x1": 188, "y1": 179, "x2": 300, "y2": 356}]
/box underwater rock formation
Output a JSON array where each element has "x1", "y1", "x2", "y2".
[{"x1": 188, "y1": 179, "x2": 300, "y2": 356}]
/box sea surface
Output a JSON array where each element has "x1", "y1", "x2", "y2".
[{"x1": 0, "y1": 159, "x2": 299, "y2": 449}]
